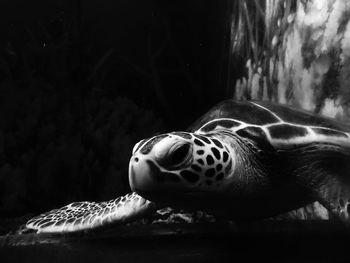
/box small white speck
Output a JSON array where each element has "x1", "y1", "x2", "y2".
[
  {"x1": 272, "y1": 36, "x2": 278, "y2": 47},
  {"x1": 287, "y1": 14, "x2": 295, "y2": 23}
]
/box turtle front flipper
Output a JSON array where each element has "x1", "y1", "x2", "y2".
[{"x1": 25, "y1": 192, "x2": 159, "y2": 234}]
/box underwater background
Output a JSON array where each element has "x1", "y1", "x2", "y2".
[
  {"x1": 0, "y1": 0, "x2": 233, "y2": 223},
  {"x1": 2, "y1": 0, "x2": 350, "y2": 228},
  {"x1": 1, "y1": 1, "x2": 350, "y2": 262}
]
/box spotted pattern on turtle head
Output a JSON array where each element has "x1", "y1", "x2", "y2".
[{"x1": 131, "y1": 132, "x2": 234, "y2": 188}]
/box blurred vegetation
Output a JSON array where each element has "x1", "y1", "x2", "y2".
[
  {"x1": 0, "y1": 12, "x2": 164, "y2": 216},
  {"x1": 229, "y1": 0, "x2": 298, "y2": 101},
  {"x1": 229, "y1": 0, "x2": 267, "y2": 98}
]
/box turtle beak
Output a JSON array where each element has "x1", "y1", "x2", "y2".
[{"x1": 129, "y1": 155, "x2": 155, "y2": 192}]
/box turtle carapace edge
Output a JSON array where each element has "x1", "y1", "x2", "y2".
[{"x1": 25, "y1": 100, "x2": 350, "y2": 233}]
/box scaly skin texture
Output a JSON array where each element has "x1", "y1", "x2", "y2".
[{"x1": 25, "y1": 193, "x2": 158, "y2": 233}]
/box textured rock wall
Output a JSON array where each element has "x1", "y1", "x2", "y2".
[{"x1": 234, "y1": 0, "x2": 350, "y2": 121}]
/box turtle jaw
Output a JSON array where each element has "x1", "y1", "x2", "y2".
[
  {"x1": 128, "y1": 154, "x2": 190, "y2": 206},
  {"x1": 129, "y1": 152, "x2": 183, "y2": 193}
]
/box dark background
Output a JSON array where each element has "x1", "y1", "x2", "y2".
[{"x1": 0, "y1": 0, "x2": 234, "y2": 218}]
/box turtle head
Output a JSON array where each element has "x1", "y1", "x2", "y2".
[{"x1": 129, "y1": 131, "x2": 236, "y2": 209}]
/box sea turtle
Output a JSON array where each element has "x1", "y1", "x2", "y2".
[{"x1": 24, "y1": 100, "x2": 350, "y2": 233}]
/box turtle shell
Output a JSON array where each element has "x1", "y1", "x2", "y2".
[{"x1": 188, "y1": 100, "x2": 350, "y2": 149}]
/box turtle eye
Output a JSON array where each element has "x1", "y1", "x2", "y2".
[{"x1": 169, "y1": 143, "x2": 191, "y2": 167}]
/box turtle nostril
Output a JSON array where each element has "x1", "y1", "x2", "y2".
[
  {"x1": 134, "y1": 157, "x2": 139, "y2": 163},
  {"x1": 170, "y1": 144, "x2": 190, "y2": 166}
]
